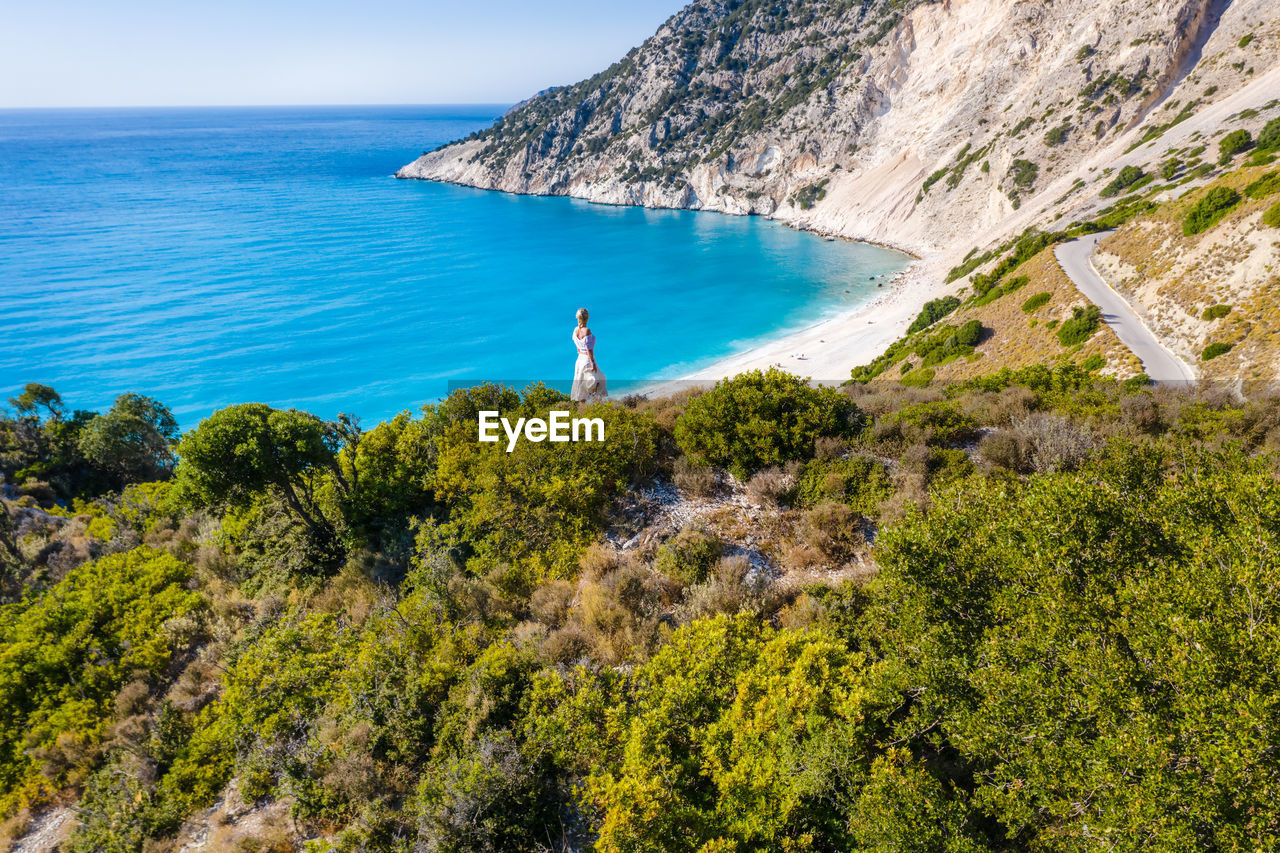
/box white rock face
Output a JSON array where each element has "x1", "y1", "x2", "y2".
[{"x1": 398, "y1": 0, "x2": 1280, "y2": 270}]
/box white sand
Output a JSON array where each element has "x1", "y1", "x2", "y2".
[{"x1": 650, "y1": 254, "x2": 953, "y2": 393}]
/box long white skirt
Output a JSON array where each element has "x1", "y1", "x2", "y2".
[{"x1": 570, "y1": 353, "x2": 607, "y2": 402}]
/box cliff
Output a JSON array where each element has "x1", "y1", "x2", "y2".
[{"x1": 399, "y1": 0, "x2": 1278, "y2": 261}]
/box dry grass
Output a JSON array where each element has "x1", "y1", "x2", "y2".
[
  {"x1": 1097, "y1": 164, "x2": 1280, "y2": 381},
  {"x1": 878, "y1": 246, "x2": 1142, "y2": 387}
]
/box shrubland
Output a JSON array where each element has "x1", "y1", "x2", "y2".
[{"x1": 3, "y1": 370, "x2": 1280, "y2": 850}]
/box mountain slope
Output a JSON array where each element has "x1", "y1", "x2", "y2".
[{"x1": 400, "y1": 0, "x2": 1275, "y2": 252}]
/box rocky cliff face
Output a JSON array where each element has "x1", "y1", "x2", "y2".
[{"x1": 398, "y1": 0, "x2": 1279, "y2": 265}]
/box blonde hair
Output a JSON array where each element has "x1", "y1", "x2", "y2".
[{"x1": 576, "y1": 308, "x2": 589, "y2": 326}]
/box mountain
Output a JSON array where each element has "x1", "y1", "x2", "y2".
[{"x1": 399, "y1": 0, "x2": 1280, "y2": 382}]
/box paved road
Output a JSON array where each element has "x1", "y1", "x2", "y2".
[{"x1": 1054, "y1": 232, "x2": 1197, "y2": 383}]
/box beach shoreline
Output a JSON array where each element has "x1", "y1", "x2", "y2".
[{"x1": 644, "y1": 252, "x2": 952, "y2": 394}]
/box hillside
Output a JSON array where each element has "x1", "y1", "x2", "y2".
[
  {"x1": 400, "y1": 0, "x2": 1277, "y2": 256},
  {"x1": 7, "y1": 372, "x2": 1280, "y2": 851}
]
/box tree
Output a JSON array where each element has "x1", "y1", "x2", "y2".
[
  {"x1": 175, "y1": 403, "x2": 338, "y2": 543},
  {"x1": 8, "y1": 383, "x2": 64, "y2": 423},
  {"x1": 77, "y1": 393, "x2": 178, "y2": 488}
]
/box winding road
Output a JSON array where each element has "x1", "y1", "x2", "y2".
[{"x1": 1054, "y1": 232, "x2": 1197, "y2": 383}]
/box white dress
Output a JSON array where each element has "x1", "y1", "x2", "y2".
[{"x1": 570, "y1": 327, "x2": 607, "y2": 402}]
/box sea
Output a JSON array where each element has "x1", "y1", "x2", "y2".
[{"x1": 0, "y1": 105, "x2": 909, "y2": 427}]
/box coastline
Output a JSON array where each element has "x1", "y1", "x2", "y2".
[
  {"x1": 645, "y1": 254, "x2": 951, "y2": 393},
  {"x1": 399, "y1": 170, "x2": 955, "y2": 396}
]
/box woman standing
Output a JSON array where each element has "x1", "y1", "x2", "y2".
[{"x1": 570, "y1": 307, "x2": 607, "y2": 402}]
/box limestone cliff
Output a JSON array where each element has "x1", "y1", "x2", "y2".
[{"x1": 399, "y1": 0, "x2": 1279, "y2": 264}]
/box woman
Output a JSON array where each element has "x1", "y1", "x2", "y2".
[{"x1": 570, "y1": 307, "x2": 607, "y2": 403}]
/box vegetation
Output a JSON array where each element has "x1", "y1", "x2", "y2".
[
  {"x1": 1201, "y1": 341, "x2": 1234, "y2": 361},
  {"x1": 1057, "y1": 304, "x2": 1102, "y2": 346},
  {"x1": 790, "y1": 178, "x2": 829, "y2": 210},
  {"x1": 906, "y1": 295, "x2": 961, "y2": 334},
  {"x1": 1100, "y1": 164, "x2": 1145, "y2": 197},
  {"x1": 8, "y1": 369, "x2": 1280, "y2": 849},
  {"x1": 1218, "y1": 128, "x2": 1253, "y2": 164},
  {"x1": 1008, "y1": 158, "x2": 1039, "y2": 188},
  {"x1": 1202, "y1": 303, "x2": 1232, "y2": 320},
  {"x1": 1244, "y1": 170, "x2": 1280, "y2": 199},
  {"x1": 1264, "y1": 201, "x2": 1280, "y2": 228},
  {"x1": 675, "y1": 369, "x2": 864, "y2": 478},
  {"x1": 1021, "y1": 291, "x2": 1051, "y2": 313},
  {"x1": 1183, "y1": 186, "x2": 1241, "y2": 235}
]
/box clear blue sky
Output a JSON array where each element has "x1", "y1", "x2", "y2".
[{"x1": 0, "y1": 0, "x2": 688, "y2": 108}]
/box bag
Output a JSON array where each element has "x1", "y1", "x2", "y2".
[{"x1": 582, "y1": 370, "x2": 598, "y2": 392}]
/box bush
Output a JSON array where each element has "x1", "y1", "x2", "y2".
[
  {"x1": 1183, "y1": 186, "x2": 1242, "y2": 235},
  {"x1": 1100, "y1": 165, "x2": 1144, "y2": 197},
  {"x1": 886, "y1": 401, "x2": 981, "y2": 447},
  {"x1": 673, "y1": 456, "x2": 718, "y2": 497},
  {"x1": 1202, "y1": 304, "x2": 1232, "y2": 320},
  {"x1": 906, "y1": 296, "x2": 961, "y2": 334},
  {"x1": 1057, "y1": 305, "x2": 1102, "y2": 346},
  {"x1": 1009, "y1": 159, "x2": 1039, "y2": 188},
  {"x1": 899, "y1": 367, "x2": 935, "y2": 388},
  {"x1": 1044, "y1": 124, "x2": 1069, "y2": 146},
  {"x1": 0, "y1": 548, "x2": 203, "y2": 816},
  {"x1": 799, "y1": 501, "x2": 863, "y2": 563},
  {"x1": 746, "y1": 465, "x2": 797, "y2": 506},
  {"x1": 654, "y1": 524, "x2": 723, "y2": 586},
  {"x1": 675, "y1": 369, "x2": 865, "y2": 479},
  {"x1": 1263, "y1": 201, "x2": 1280, "y2": 228},
  {"x1": 1243, "y1": 170, "x2": 1280, "y2": 199},
  {"x1": 1014, "y1": 413, "x2": 1095, "y2": 473},
  {"x1": 977, "y1": 429, "x2": 1029, "y2": 471},
  {"x1": 795, "y1": 456, "x2": 893, "y2": 515},
  {"x1": 1259, "y1": 118, "x2": 1280, "y2": 152},
  {"x1": 1202, "y1": 341, "x2": 1234, "y2": 361},
  {"x1": 1021, "y1": 292, "x2": 1051, "y2": 313},
  {"x1": 1218, "y1": 129, "x2": 1253, "y2": 163}
]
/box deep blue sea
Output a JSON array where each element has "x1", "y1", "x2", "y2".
[{"x1": 0, "y1": 105, "x2": 908, "y2": 427}]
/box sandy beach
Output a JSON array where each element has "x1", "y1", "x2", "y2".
[{"x1": 650, "y1": 253, "x2": 953, "y2": 392}]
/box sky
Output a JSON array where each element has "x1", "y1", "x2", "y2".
[{"x1": 0, "y1": 0, "x2": 688, "y2": 108}]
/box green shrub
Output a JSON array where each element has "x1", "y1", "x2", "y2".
[
  {"x1": 907, "y1": 296, "x2": 961, "y2": 334},
  {"x1": 1243, "y1": 171, "x2": 1280, "y2": 199},
  {"x1": 432, "y1": 398, "x2": 658, "y2": 578},
  {"x1": 888, "y1": 400, "x2": 981, "y2": 446},
  {"x1": 1263, "y1": 201, "x2": 1280, "y2": 228},
  {"x1": 1009, "y1": 159, "x2": 1039, "y2": 188},
  {"x1": 1202, "y1": 304, "x2": 1232, "y2": 320},
  {"x1": 1258, "y1": 118, "x2": 1280, "y2": 152},
  {"x1": 1045, "y1": 124, "x2": 1069, "y2": 146},
  {"x1": 1057, "y1": 305, "x2": 1102, "y2": 346},
  {"x1": 1100, "y1": 165, "x2": 1144, "y2": 197},
  {"x1": 0, "y1": 548, "x2": 203, "y2": 816},
  {"x1": 654, "y1": 525, "x2": 723, "y2": 585},
  {"x1": 796, "y1": 455, "x2": 893, "y2": 516},
  {"x1": 1201, "y1": 341, "x2": 1234, "y2": 361},
  {"x1": 973, "y1": 274, "x2": 1029, "y2": 307},
  {"x1": 675, "y1": 369, "x2": 865, "y2": 479},
  {"x1": 899, "y1": 367, "x2": 935, "y2": 387},
  {"x1": 791, "y1": 178, "x2": 829, "y2": 210},
  {"x1": 1182, "y1": 186, "x2": 1241, "y2": 235},
  {"x1": 1021, "y1": 292, "x2": 1051, "y2": 313},
  {"x1": 1218, "y1": 129, "x2": 1253, "y2": 163}
]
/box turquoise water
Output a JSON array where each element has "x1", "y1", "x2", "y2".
[{"x1": 0, "y1": 106, "x2": 908, "y2": 427}]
